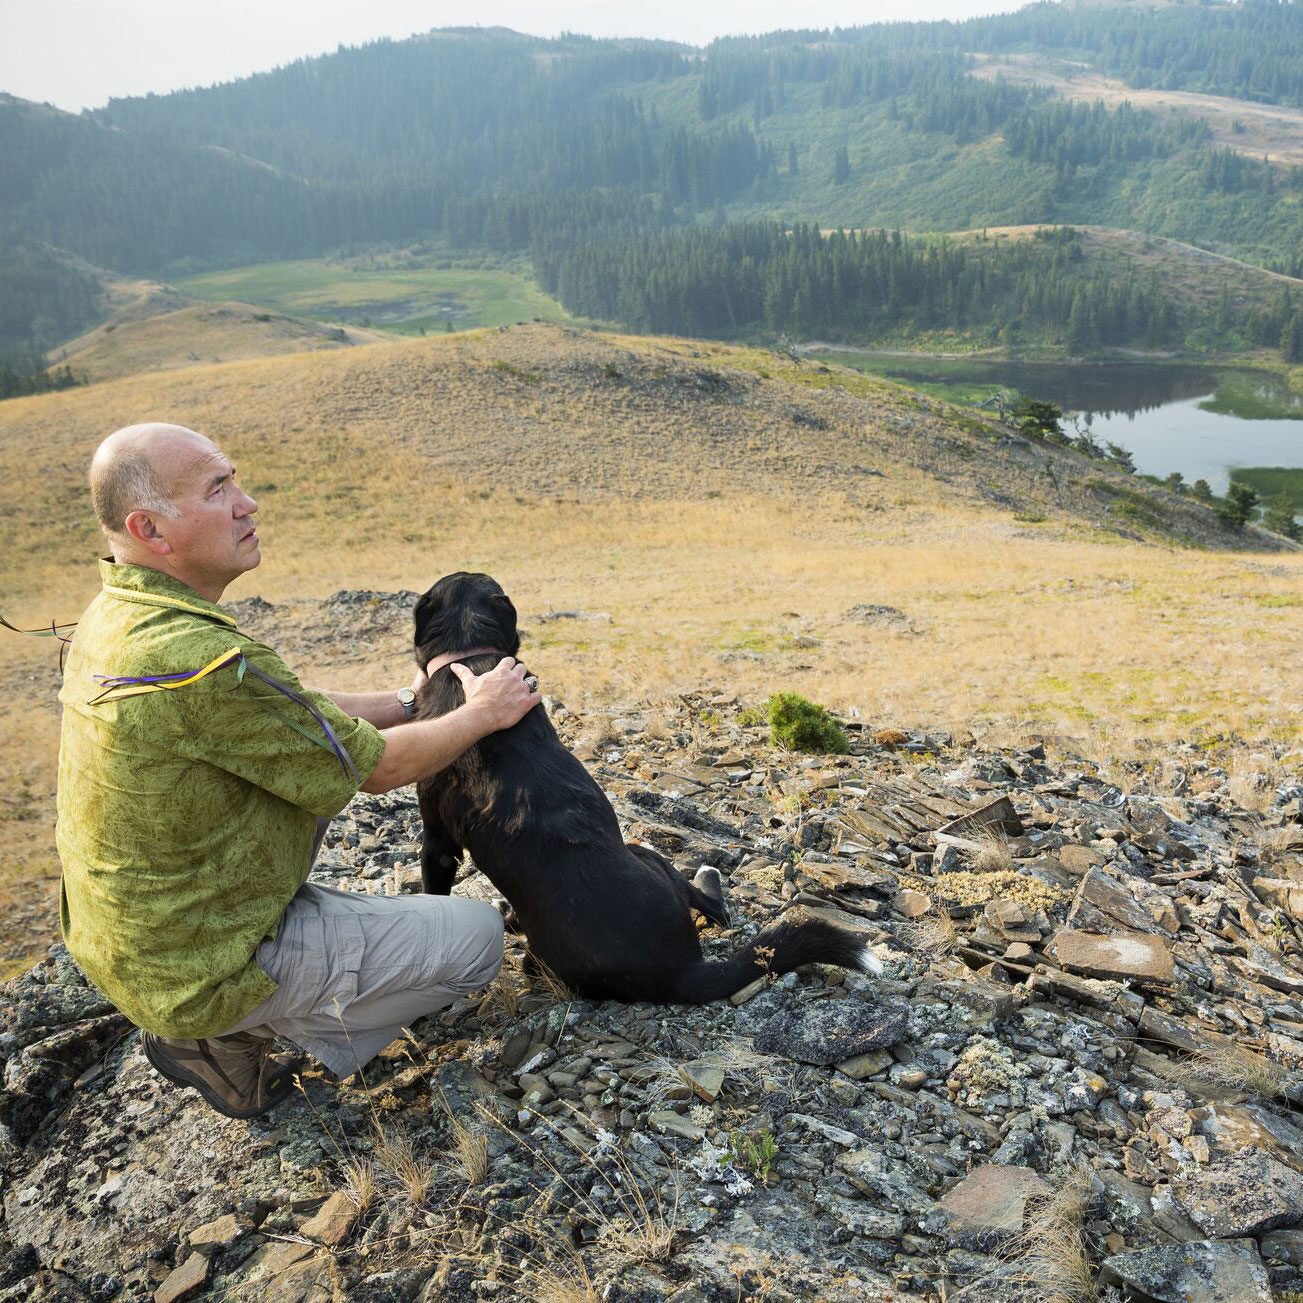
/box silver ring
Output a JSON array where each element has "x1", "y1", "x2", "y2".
[{"x1": 525, "y1": 675, "x2": 539, "y2": 691}]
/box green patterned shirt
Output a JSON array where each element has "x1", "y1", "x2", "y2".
[{"x1": 56, "y1": 561, "x2": 386, "y2": 1038}]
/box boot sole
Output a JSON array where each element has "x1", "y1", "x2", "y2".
[{"x1": 143, "y1": 1034, "x2": 293, "y2": 1120}]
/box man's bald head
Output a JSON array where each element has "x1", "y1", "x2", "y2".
[{"x1": 89, "y1": 423, "x2": 211, "y2": 535}]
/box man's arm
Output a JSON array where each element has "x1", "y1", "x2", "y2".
[
  {"x1": 358, "y1": 658, "x2": 538, "y2": 794},
  {"x1": 319, "y1": 664, "x2": 430, "y2": 730}
]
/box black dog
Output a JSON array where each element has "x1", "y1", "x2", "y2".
[{"x1": 412, "y1": 571, "x2": 880, "y2": 1002}]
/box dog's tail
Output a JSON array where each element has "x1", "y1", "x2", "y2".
[{"x1": 668, "y1": 915, "x2": 883, "y2": 1004}]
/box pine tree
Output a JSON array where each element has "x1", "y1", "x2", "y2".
[
  {"x1": 1263, "y1": 497, "x2": 1301, "y2": 541},
  {"x1": 1218, "y1": 482, "x2": 1260, "y2": 532},
  {"x1": 833, "y1": 145, "x2": 851, "y2": 186}
]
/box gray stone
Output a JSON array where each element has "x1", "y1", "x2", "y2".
[
  {"x1": 753, "y1": 998, "x2": 908, "y2": 1065},
  {"x1": 835, "y1": 1049, "x2": 893, "y2": 1080},
  {"x1": 1097, "y1": 1239, "x2": 1270, "y2": 1302},
  {"x1": 1171, "y1": 1149, "x2": 1303, "y2": 1238},
  {"x1": 648, "y1": 1110, "x2": 706, "y2": 1141},
  {"x1": 1260, "y1": 1228, "x2": 1303, "y2": 1267},
  {"x1": 836, "y1": 1147, "x2": 934, "y2": 1216}
]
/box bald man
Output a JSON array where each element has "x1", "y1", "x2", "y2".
[{"x1": 57, "y1": 423, "x2": 539, "y2": 1118}]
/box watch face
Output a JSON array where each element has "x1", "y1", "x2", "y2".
[{"x1": 398, "y1": 688, "x2": 416, "y2": 704}]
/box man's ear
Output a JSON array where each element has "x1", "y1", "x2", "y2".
[{"x1": 122, "y1": 510, "x2": 174, "y2": 555}]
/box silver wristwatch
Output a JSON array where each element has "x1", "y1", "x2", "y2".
[{"x1": 397, "y1": 687, "x2": 418, "y2": 719}]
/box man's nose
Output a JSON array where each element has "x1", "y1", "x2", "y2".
[{"x1": 235, "y1": 487, "x2": 258, "y2": 516}]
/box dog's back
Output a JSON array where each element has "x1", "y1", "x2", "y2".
[{"x1": 412, "y1": 572, "x2": 878, "y2": 1002}]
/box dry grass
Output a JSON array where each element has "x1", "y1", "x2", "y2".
[
  {"x1": 372, "y1": 1129, "x2": 434, "y2": 1206},
  {"x1": 59, "y1": 300, "x2": 392, "y2": 384},
  {"x1": 973, "y1": 1163, "x2": 1096, "y2": 1303},
  {"x1": 898, "y1": 907, "x2": 958, "y2": 961},
  {"x1": 2, "y1": 323, "x2": 1300, "y2": 971},
  {"x1": 339, "y1": 1156, "x2": 379, "y2": 1213},
  {"x1": 1258, "y1": 824, "x2": 1302, "y2": 871},
  {"x1": 434, "y1": 1087, "x2": 491, "y2": 1186},
  {"x1": 970, "y1": 827, "x2": 1014, "y2": 874},
  {"x1": 1156, "y1": 1043, "x2": 1294, "y2": 1102},
  {"x1": 1228, "y1": 753, "x2": 1280, "y2": 814},
  {"x1": 480, "y1": 1105, "x2": 678, "y2": 1271}
]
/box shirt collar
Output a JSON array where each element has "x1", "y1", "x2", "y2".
[{"x1": 98, "y1": 558, "x2": 238, "y2": 627}]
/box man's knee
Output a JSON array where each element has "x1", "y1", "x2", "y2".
[{"x1": 446, "y1": 900, "x2": 504, "y2": 993}]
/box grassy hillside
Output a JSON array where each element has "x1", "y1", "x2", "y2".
[
  {"x1": 970, "y1": 52, "x2": 1303, "y2": 168},
  {"x1": 58, "y1": 300, "x2": 394, "y2": 384},
  {"x1": 1, "y1": 323, "x2": 1298, "y2": 976},
  {"x1": 174, "y1": 255, "x2": 581, "y2": 335}
]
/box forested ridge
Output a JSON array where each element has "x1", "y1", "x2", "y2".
[{"x1": 4, "y1": 2, "x2": 1303, "y2": 365}]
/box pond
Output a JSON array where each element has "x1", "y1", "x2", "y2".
[{"x1": 817, "y1": 355, "x2": 1303, "y2": 499}]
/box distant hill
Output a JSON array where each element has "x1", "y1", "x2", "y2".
[
  {"x1": 57, "y1": 298, "x2": 392, "y2": 384},
  {"x1": 4, "y1": 5, "x2": 1303, "y2": 354}
]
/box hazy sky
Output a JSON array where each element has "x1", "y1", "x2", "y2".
[{"x1": 0, "y1": 0, "x2": 1024, "y2": 113}]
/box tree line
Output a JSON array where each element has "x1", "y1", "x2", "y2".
[{"x1": 536, "y1": 223, "x2": 1183, "y2": 349}]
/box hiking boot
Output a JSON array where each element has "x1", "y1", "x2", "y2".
[{"x1": 142, "y1": 1030, "x2": 296, "y2": 1119}]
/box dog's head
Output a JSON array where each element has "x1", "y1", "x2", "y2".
[{"x1": 413, "y1": 571, "x2": 521, "y2": 666}]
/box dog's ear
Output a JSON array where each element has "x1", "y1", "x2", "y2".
[
  {"x1": 413, "y1": 587, "x2": 444, "y2": 651},
  {"x1": 491, "y1": 592, "x2": 521, "y2": 655}
]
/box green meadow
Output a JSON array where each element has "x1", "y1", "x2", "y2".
[{"x1": 174, "y1": 256, "x2": 579, "y2": 334}]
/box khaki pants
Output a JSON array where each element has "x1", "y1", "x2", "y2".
[{"x1": 226, "y1": 851, "x2": 504, "y2": 1078}]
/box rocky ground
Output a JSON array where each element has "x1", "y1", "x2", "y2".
[{"x1": 2, "y1": 596, "x2": 1302, "y2": 1301}]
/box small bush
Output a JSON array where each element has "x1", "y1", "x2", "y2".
[{"x1": 766, "y1": 692, "x2": 848, "y2": 754}]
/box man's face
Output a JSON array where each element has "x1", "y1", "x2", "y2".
[{"x1": 154, "y1": 434, "x2": 261, "y2": 592}]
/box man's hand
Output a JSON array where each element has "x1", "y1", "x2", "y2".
[{"x1": 450, "y1": 657, "x2": 540, "y2": 732}]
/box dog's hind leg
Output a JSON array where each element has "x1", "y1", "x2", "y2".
[
  {"x1": 417, "y1": 782, "x2": 464, "y2": 895},
  {"x1": 688, "y1": 866, "x2": 730, "y2": 929}
]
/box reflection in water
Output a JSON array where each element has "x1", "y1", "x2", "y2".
[
  {"x1": 880, "y1": 362, "x2": 1220, "y2": 419},
  {"x1": 868, "y1": 361, "x2": 1303, "y2": 496}
]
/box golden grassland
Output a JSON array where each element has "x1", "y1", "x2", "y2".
[
  {"x1": 57, "y1": 301, "x2": 394, "y2": 384},
  {"x1": 0, "y1": 324, "x2": 1299, "y2": 975}
]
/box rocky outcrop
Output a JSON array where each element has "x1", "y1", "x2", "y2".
[{"x1": 2, "y1": 693, "x2": 1300, "y2": 1300}]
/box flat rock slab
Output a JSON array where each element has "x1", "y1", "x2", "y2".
[
  {"x1": 753, "y1": 998, "x2": 909, "y2": 1065},
  {"x1": 680, "y1": 1059, "x2": 726, "y2": 1103},
  {"x1": 154, "y1": 1252, "x2": 210, "y2": 1303},
  {"x1": 1098, "y1": 1238, "x2": 1270, "y2": 1302},
  {"x1": 1047, "y1": 928, "x2": 1174, "y2": 983},
  {"x1": 1172, "y1": 1149, "x2": 1303, "y2": 1238},
  {"x1": 931, "y1": 1163, "x2": 1051, "y2": 1249},
  {"x1": 298, "y1": 1190, "x2": 360, "y2": 1246}
]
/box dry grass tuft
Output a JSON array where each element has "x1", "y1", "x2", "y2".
[
  {"x1": 372, "y1": 1129, "x2": 434, "y2": 1207},
  {"x1": 970, "y1": 827, "x2": 1014, "y2": 873},
  {"x1": 898, "y1": 908, "x2": 958, "y2": 960},
  {"x1": 435, "y1": 1086, "x2": 491, "y2": 1186},
  {"x1": 1258, "y1": 823, "x2": 1300, "y2": 870},
  {"x1": 529, "y1": 1253, "x2": 602, "y2": 1303},
  {"x1": 339, "y1": 1156, "x2": 380, "y2": 1213},
  {"x1": 1227, "y1": 753, "x2": 1278, "y2": 814},
  {"x1": 1156, "y1": 1043, "x2": 1294, "y2": 1102},
  {"x1": 977, "y1": 1162, "x2": 1096, "y2": 1303}
]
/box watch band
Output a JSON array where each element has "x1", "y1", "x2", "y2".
[{"x1": 397, "y1": 687, "x2": 418, "y2": 719}]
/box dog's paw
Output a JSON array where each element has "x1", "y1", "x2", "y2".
[{"x1": 856, "y1": 947, "x2": 886, "y2": 977}]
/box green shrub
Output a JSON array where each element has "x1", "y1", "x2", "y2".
[{"x1": 766, "y1": 692, "x2": 849, "y2": 754}]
